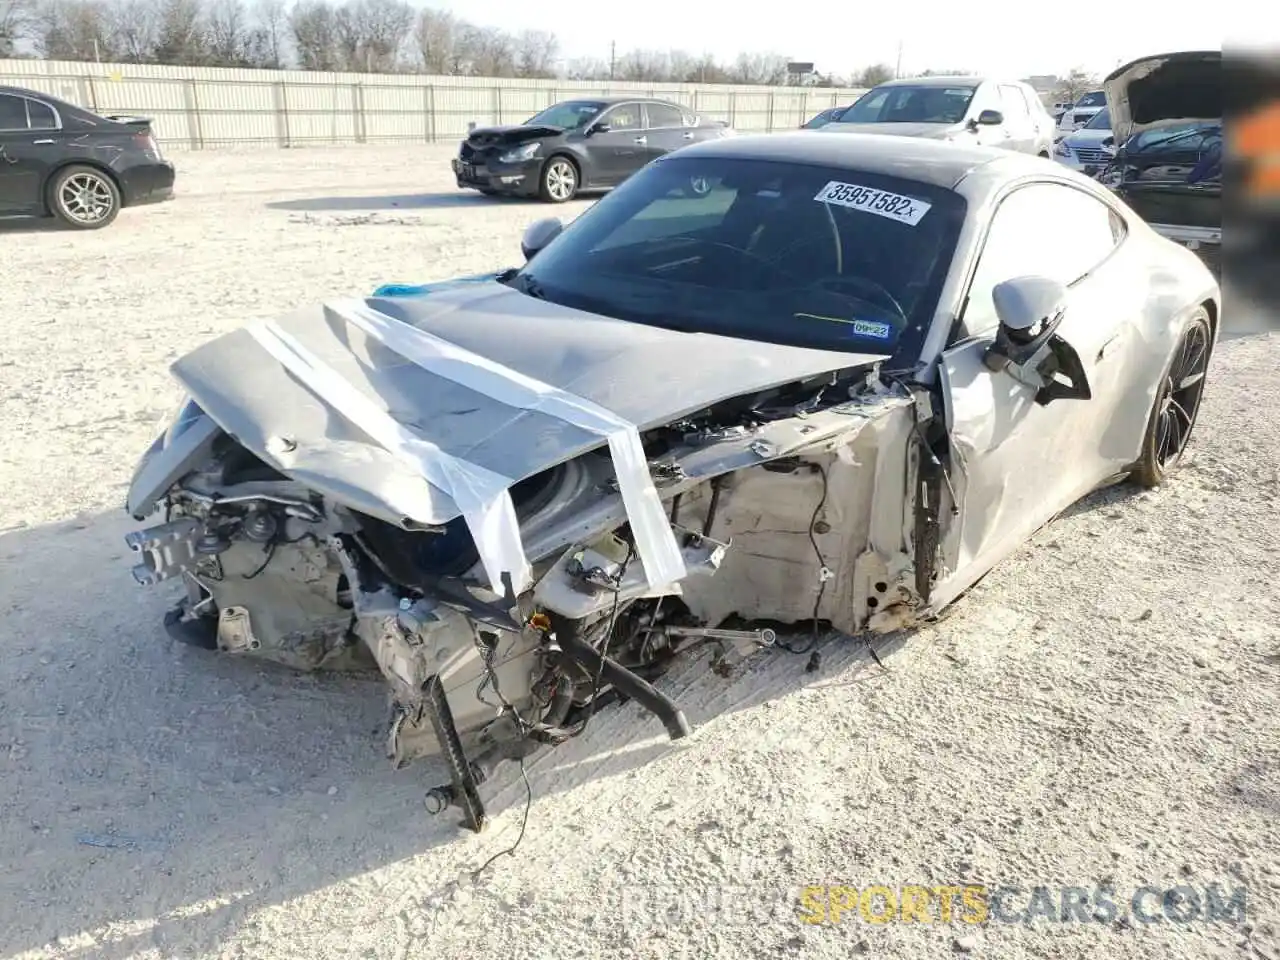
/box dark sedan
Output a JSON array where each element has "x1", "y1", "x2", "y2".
[
  {"x1": 452, "y1": 97, "x2": 733, "y2": 202},
  {"x1": 0, "y1": 85, "x2": 175, "y2": 230}
]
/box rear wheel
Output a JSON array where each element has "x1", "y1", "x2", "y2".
[
  {"x1": 48, "y1": 165, "x2": 120, "y2": 229},
  {"x1": 1131, "y1": 308, "x2": 1212, "y2": 487},
  {"x1": 539, "y1": 157, "x2": 579, "y2": 203}
]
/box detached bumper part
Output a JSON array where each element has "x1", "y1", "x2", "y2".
[{"x1": 423, "y1": 674, "x2": 489, "y2": 833}]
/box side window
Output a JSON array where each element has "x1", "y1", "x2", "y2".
[
  {"x1": 646, "y1": 103, "x2": 684, "y2": 129},
  {"x1": 961, "y1": 183, "x2": 1125, "y2": 336},
  {"x1": 602, "y1": 103, "x2": 642, "y2": 131},
  {"x1": 27, "y1": 99, "x2": 58, "y2": 130},
  {"x1": 0, "y1": 94, "x2": 28, "y2": 131},
  {"x1": 998, "y1": 85, "x2": 1028, "y2": 119}
]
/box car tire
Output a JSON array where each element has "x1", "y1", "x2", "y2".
[
  {"x1": 48, "y1": 165, "x2": 121, "y2": 229},
  {"x1": 1130, "y1": 307, "x2": 1213, "y2": 488},
  {"x1": 539, "y1": 156, "x2": 579, "y2": 203}
]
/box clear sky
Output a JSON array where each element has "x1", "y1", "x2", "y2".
[{"x1": 434, "y1": 0, "x2": 1247, "y2": 80}]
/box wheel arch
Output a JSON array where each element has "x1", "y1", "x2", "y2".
[
  {"x1": 1200, "y1": 296, "x2": 1219, "y2": 341},
  {"x1": 42, "y1": 160, "x2": 125, "y2": 215},
  {"x1": 542, "y1": 150, "x2": 582, "y2": 184}
]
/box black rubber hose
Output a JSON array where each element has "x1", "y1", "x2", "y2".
[{"x1": 557, "y1": 630, "x2": 692, "y2": 740}]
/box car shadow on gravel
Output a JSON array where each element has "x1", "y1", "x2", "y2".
[
  {"x1": 266, "y1": 192, "x2": 546, "y2": 212},
  {"x1": 0, "y1": 509, "x2": 905, "y2": 959},
  {"x1": 0, "y1": 218, "x2": 66, "y2": 233}
]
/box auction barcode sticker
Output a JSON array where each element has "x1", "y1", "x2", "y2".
[{"x1": 814, "y1": 181, "x2": 932, "y2": 225}]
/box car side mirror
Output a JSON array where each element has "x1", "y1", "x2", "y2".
[
  {"x1": 977, "y1": 109, "x2": 1003, "y2": 126},
  {"x1": 521, "y1": 217, "x2": 563, "y2": 261},
  {"x1": 588, "y1": 122, "x2": 611, "y2": 135},
  {"x1": 983, "y1": 275, "x2": 1091, "y2": 404}
]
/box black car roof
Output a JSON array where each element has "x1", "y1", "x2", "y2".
[
  {"x1": 0, "y1": 84, "x2": 49, "y2": 97},
  {"x1": 666, "y1": 131, "x2": 1007, "y2": 189},
  {"x1": 0, "y1": 84, "x2": 93, "y2": 116},
  {"x1": 562, "y1": 95, "x2": 684, "y2": 107}
]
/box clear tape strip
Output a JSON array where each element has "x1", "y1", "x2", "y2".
[
  {"x1": 246, "y1": 320, "x2": 531, "y2": 595},
  {"x1": 335, "y1": 299, "x2": 687, "y2": 589}
]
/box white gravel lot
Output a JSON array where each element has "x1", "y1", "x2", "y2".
[{"x1": 1, "y1": 144, "x2": 1278, "y2": 960}]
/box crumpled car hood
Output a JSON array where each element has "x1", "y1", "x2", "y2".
[
  {"x1": 1104, "y1": 50, "x2": 1221, "y2": 145},
  {"x1": 466, "y1": 124, "x2": 564, "y2": 145},
  {"x1": 821, "y1": 121, "x2": 956, "y2": 139},
  {"x1": 169, "y1": 281, "x2": 886, "y2": 527}
]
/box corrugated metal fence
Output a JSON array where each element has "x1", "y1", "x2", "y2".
[{"x1": 0, "y1": 59, "x2": 868, "y2": 150}]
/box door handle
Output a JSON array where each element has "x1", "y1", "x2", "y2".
[
  {"x1": 633, "y1": 136, "x2": 647, "y2": 144},
  {"x1": 682, "y1": 132, "x2": 694, "y2": 140}
]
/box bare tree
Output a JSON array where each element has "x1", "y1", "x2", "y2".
[
  {"x1": 289, "y1": 0, "x2": 335, "y2": 70},
  {"x1": 512, "y1": 27, "x2": 555, "y2": 78},
  {"x1": 106, "y1": 0, "x2": 156, "y2": 60},
  {"x1": 151, "y1": 0, "x2": 207, "y2": 64},
  {"x1": 32, "y1": 0, "x2": 119, "y2": 60},
  {"x1": 206, "y1": 0, "x2": 247, "y2": 63},
  {"x1": 10, "y1": 3, "x2": 963, "y2": 83},
  {"x1": 616, "y1": 48, "x2": 668, "y2": 82},
  {"x1": 0, "y1": 0, "x2": 31, "y2": 56},
  {"x1": 460, "y1": 23, "x2": 512, "y2": 77},
  {"x1": 1056, "y1": 67, "x2": 1097, "y2": 103},
  {"x1": 856, "y1": 63, "x2": 893, "y2": 86},
  {"x1": 245, "y1": 0, "x2": 284, "y2": 67},
  {"x1": 726, "y1": 52, "x2": 787, "y2": 85},
  {"x1": 561, "y1": 54, "x2": 607, "y2": 80},
  {"x1": 412, "y1": 6, "x2": 454, "y2": 73}
]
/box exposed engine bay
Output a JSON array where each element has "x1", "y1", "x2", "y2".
[{"x1": 127, "y1": 368, "x2": 922, "y2": 831}]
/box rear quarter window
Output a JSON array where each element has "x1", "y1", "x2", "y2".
[{"x1": 27, "y1": 99, "x2": 58, "y2": 130}]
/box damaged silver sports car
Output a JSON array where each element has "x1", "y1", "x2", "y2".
[{"x1": 124, "y1": 133, "x2": 1220, "y2": 832}]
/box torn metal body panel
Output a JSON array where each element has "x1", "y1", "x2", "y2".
[{"x1": 123, "y1": 133, "x2": 1221, "y2": 833}]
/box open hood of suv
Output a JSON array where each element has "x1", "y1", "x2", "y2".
[{"x1": 1104, "y1": 50, "x2": 1221, "y2": 145}]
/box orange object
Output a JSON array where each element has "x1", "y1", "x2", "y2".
[{"x1": 1234, "y1": 100, "x2": 1280, "y2": 196}]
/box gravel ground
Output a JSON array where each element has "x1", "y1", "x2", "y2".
[{"x1": 1, "y1": 145, "x2": 1278, "y2": 960}]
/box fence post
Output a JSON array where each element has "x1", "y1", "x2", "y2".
[
  {"x1": 766, "y1": 91, "x2": 775, "y2": 133},
  {"x1": 273, "y1": 81, "x2": 290, "y2": 147},
  {"x1": 353, "y1": 83, "x2": 366, "y2": 142},
  {"x1": 492, "y1": 84, "x2": 501, "y2": 125},
  {"x1": 182, "y1": 79, "x2": 203, "y2": 149},
  {"x1": 427, "y1": 84, "x2": 437, "y2": 141},
  {"x1": 729, "y1": 91, "x2": 737, "y2": 128}
]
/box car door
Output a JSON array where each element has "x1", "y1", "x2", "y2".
[
  {"x1": 966, "y1": 82, "x2": 1009, "y2": 149},
  {"x1": 582, "y1": 102, "x2": 647, "y2": 186},
  {"x1": 936, "y1": 180, "x2": 1137, "y2": 581},
  {"x1": 996, "y1": 84, "x2": 1035, "y2": 153},
  {"x1": 0, "y1": 93, "x2": 46, "y2": 214},
  {"x1": 641, "y1": 101, "x2": 692, "y2": 162}
]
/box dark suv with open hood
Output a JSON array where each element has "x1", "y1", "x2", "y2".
[
  {"x1": 1100, "y1": 51, "x2": 1221, "y2": 258},
  {"x1": 452, "y1": 97, "x2": 733, "y2": 203}
]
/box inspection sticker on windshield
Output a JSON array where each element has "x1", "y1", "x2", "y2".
[
  {"x1": 813, "y1": 181, "x2": 932, "y2": 225},
  {"x1": 850, "y1": 319, "x2": 892, "y2": 339}
]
